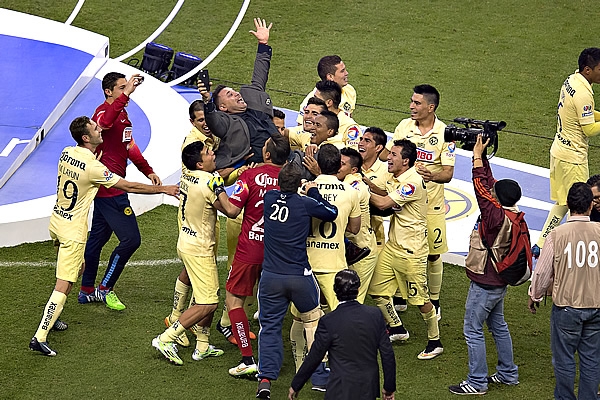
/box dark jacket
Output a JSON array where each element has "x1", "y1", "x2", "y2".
[
  {"x1": 205, "y1": 43, "x2": 278, "y2": 169},
  {"x1": 291, "y1": 300, "x2": 396, "y2": 400}
]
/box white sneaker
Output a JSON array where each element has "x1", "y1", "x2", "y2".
[{"x1": 228, "y1": 361, "x2": 258, "y2": 377}]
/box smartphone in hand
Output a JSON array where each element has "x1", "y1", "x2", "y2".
[{"x1": 198, "y1": 70, "x2": 210, "y2": 92}]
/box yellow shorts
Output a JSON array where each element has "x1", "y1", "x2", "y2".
[
  {"x1": 178, "y1": 251, "x2": 220, "y2": 304},
  {"x1": 368, "y1": 244, "x2": 429, "y2": 306},
  {"x1": 427, "y1": 212, "x2": 448, "y2": 255},
  {"x1": 370, "y1": 215, "x2": 386, "y2": 248},
  {"x1": 226, "y1": 212, "x2": 243, "y2": 266},
  {"x1": 51, "y1": 231, "x2": 85, "y2": 283},
  {"x1": 349, "y1": 250, "x2": 378, "y2": 304},
  {"x1": 313, "y1": 271, "x2": 339, "y2": 311},
  {"x1": 550, "y1": 156, "x2": 589, "y2": 206}
]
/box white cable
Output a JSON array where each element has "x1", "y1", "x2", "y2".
[
  {"x1": 168, "y1": 0, "x2": 251, "y2": 86},
  {"x1": 114, "y1": 0, "x2": 185, "y2": 62},
  {"x1": 64, "y1": 0, "x2": 85, "y2": 25}
]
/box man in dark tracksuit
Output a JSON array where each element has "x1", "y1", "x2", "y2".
[
  {"x1": 199, "y1": 18, "x2": 279, "y2": 169},
  {"x1": 255, "y1": 163, "x2": 338, "y2": 400}
]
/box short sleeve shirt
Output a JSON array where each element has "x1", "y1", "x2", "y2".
[
  {"x1": 49, "y1": 146, "x2": 120, "y2": 243},
  {"x1": 551, "y1": 71, "x2": 596, "y2": 164},
  {"x1": 296, "y1": 84, "x2": 357, "y2": 124},
  {"x1": 343, "y1": 173, "x2": 376, "y2": 249},
  {"x1": 307, "y1": 174, "x2": 361, "y2": 272},
  {"x1": 385, "y1": 166, "x2": 428, "y2": 257},
  {"x1": 177, "y1": 169, "x2": 218, "y2": 256},
  {"x1": 389, "y1": 118, "x2": 455, "y2": 214}
]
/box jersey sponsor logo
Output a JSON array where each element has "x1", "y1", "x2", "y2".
[
  {"x1": 429, "y1": 137, "x2": 438, "y2": 146},
  {"x1": 182, "y1": 226, "x2": 197, "y2": 237},
  {"x1": 447, "y1": 142, "x2": 456, "y2": 153},
  {"x1": 232, "y1": 180, "x2": 245, "y2": 196},
  {"x1": 181, "y1": 173, "x2": 199, "y2": 185},
  {"x1": 350, "y1": 180, "x2": 360, "y2": 190},
  {"x1": 60, "y1": 151, "x2": 86, "y2": 171},
  {"x1": 563, "y1": 79, "x2": 576, "y2": 97},
  {"x1": 556, "y1": 133, "x2": 572, "y2": 147},
  {"x1": 41, "y1": 302, "x2": 57, "y2": 330},
  {"x1": 306, "y1": 241, "x2": 340, "y2": 249},
  {"x1": 122, "y1": 127, "x2": 132, "y2": 142},
  {"x1": 416, "y1": 148, "x2": 434, "y2": 162},
  {"x1": 123, "y1": 206, "x2": 133, "y2": 216},
  {"x1": 582, "y1": 104, "x2": 593, "y2": 118},
  {"x1": 255, "y1": 172, "x2": 278, "y2": 188},
  {"x1": 347, "y1": 126, "x2": 360, "y2": 141},
  {"x1": 53, "y1": 205, "x2": 73, "y2": 220}
]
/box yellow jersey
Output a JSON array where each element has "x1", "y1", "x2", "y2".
[
  {"x1": 297, "y1": 84, "x2": 357, "y2": 125},
  {"x1": 287, "y1": 125, "x2": 312, "y2": 151},
  {"x1": 389, "y1": 118, "x2": 455, "y2": 215},
  {"x1": 338, "y1": 112, "x2": 361, "y2": 149},
  {"x1": 551, "y1": 71, "x2": 597, "y2": 164},
  {"x1": 307, "y1": 174, "x2": 361, "y2": 272},
  {"x1": 343, "y1": 173, "x2": 376, "y2": 250},
  {"x1": 177, "y1": 169, "x2": 218, "y2": 257},
  {"x1": 385, "y1": 166, "x2": 428, "y2": 257},
  {"x1": 49, "y1": 146, "x2": 120, "y2": 243}
]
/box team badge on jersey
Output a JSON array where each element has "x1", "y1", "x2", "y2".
[
  {"x1": 429, "y1": 137, "x2": 438, "y2": 146},
  {"x1": 123, "y1": 206, "x2": 133, "y2": 216},
  {"x1": 103, "y1": 170, "x2": 114, "y2": 181},
  {"x1": 582, "y1": 104, "x2": 593, "y2": 118},
  {"x1": 347, "y1": 126, "x2": 361, "y2": 141},
  {"x1": 343, "y1": 102, "x2": 351, "y2": 112},
  {"x1": 232, "y1": 180, "x2": 245, "y2": 196},
  {"x1": 396, "y1": 183, "x2": 416, "y2": 198}
]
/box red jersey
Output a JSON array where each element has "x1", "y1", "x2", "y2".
[
  {"x1": 92, "y1": 93, "x2": 154, "y2": 198},
  {"x1": 228, "y1": 164, "x2": 282, "y2": 264}
]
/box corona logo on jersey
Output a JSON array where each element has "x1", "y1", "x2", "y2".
[
  {"x1": 417, "y1": 148, "x2": 434, "y2": 162},
  {"x1": 255, "y1": 172, "x2": 278, "y2": 187},
  {"x1": 444, "y1": 187, "x2": 476, "y2": 221}
]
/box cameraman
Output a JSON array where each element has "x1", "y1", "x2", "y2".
[{"x1": 448, "y1": 135, "x2": 519, "y2": 395}]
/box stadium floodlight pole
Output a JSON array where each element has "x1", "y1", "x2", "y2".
[
  {"x1": 114, "y1": 0, "x2": 185, "y2": 62},
  {"x1": 168, "y1": 0, "x2": 251, "y2": 87},
  {"x1": 64, "y1": 0, "x2": 85, "y2": 25}
]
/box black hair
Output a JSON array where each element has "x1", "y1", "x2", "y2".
[
  {"x1": 363, "y1": 127, "x2": 387, "y2": 147},
  {"x1": 188, "y1": 100, "x2": 205, "y2": 119},
  {"x1": 317, "y1": 144, "x2": 341, "y2": 175},
  {"x1": 333, "y1": 269, "x2": 360, "y2": 301},
  {"x1": 567, "y1": 182, "x2": 593, "y2": 215},
  {"x1": 315, "y1": 80, "x2": 342, "y2": 109},
  {"x1": 317, "y1": 55, "x2": 343, "y2": 81},
  {"x1": 413, "y1": 84, "x2": 440, "y2": 111},
  {"x1": 579, "y1": 48, "x2": 600, "y2": 72},
  {"x1": 182, "y1": 141, "x2": 205, "y2": 171},
  {"x1": 265, "y1": 134, "x2": 291, "y2": 165},
  {"x1": 278, "y1": 162, "x2": 302, "y2": 192},
  {"x1": 340, "y1": 147, "x2": 363, "y2": 171},
  {"x1": 70, "y1": 116, "x2": 92, "y2": 145},
  {"x1": 392, "y1": 139, "x2": 417, "y2": 167}
]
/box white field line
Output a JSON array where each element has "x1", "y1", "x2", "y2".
[{"x1": 0, "y1": 255, "x2": 227, "y2": 268}]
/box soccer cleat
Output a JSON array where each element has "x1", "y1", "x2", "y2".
[
  {"x1": 52, "y1": 319, "x2": 68, "y2": 331},
  {"x1": 217, "y1": 322, "x2": 237, "y2": 345},
  {"x1": 78, "y1": 290, "x2": 101, "y2": 304},
  {"x1": 229, "y1": 360, "x2": 258, "y2": 377},
  {"x1": 393, "y1": 297, "x2": 407, "y2": 312},
  {"x1": 388, "y1": 325, "x2": 410, "y2": 342},
  {"x1": 152, "y1": 336, "x2": 183, "y2": 365},
  {"x1": 345, "y1": 240, "x2": 371, "y2": 265},
  {"x1": 531, "y1": 244, "x2": 541, "y2": 259},
  {"x1": 418, "y1": 339, "x2": 444, "y2": 360},
  {"x1": 104, "y1": 290, "x2": 126, "y2": 311},
  {"x1": 164, "y1": 316, "x2": 190, "y2": 347},
  {"x1": 192, "y1": 345, "x2": 224, "y2": 361},
  {"x1": 448, "y1": 381, "x2": 487, "y2": 395},
  {"x1": 256, "y1": 379, "x2": 271, "y2": 399},
  {"x1": 487, "y1": 373, "x2": 519, "y2": 386},
  {"x1": 29, "y1": 337, "x2": 56, "y2": 357}
]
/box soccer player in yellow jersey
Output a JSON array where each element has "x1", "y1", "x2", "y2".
[
  {"x1": 359, "y1": 127, "x2": 392, "y2": 251},
  {"x1": 307, "y1": 144, "x2": 361, "y2": 311},
  {"x1": 314, "y1": 80, "x2": 361, "y2": 149},
  {"x1": 29, "y1": 116, "x2": 179, "y2": 356},
  {"x1": 534, "y1": 48, "x2": 600, "y2": 256},
  {"x1": 164, "y1": 99, "x2": 225, "y2": 349},
  {"x1": 286, "y1": 97, "x2": 327, "y2": 151},
  {"x1": 380, "y1": 84, "x2": 455, "y2": 319},
  {"x1": 152, "y1": 141, "x2": 240, "y2": 365},
  {"x1": 369, "y1": 139, "x2": 443, "y2": 360},
  {"x1": 297, "y1": 55, "x2": 356, "y2": 125},
  {"x1": 337, "y1": 148, "x2": 378, "y2": 303}
]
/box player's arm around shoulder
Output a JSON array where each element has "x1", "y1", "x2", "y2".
[{"x1": 113, "y1": 178, "x2": 179, "y2": 197}]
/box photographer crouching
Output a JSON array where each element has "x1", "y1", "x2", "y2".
[{"x1": 448, "y1": 135, "x2": 520, "y2": 395}]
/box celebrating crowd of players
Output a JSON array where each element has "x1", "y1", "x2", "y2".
[{"x1": 29, "y1": 15, "x2": 600, "y2": 400}]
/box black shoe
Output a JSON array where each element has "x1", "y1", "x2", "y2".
[
  {"x1": 256, "y1": 379, "x2": 271, "y2": 399},
  {"x1": 311, "y1": 384, "x2": 326, "y2": 392},
  {"x1": 29, "y1": 337, "x2": 57, "y2": 356},
  {"x1": 216, "y1": 322, "x2": 236, "y2": 345},
  {"x1": 345, "y1": 240, "x2": 370, "y2": 265},
  {"x1": 448, "y1": 381, "x2": 486, "y2": 395},
  {"x1": 52, "y1": 320, "x2": 68, "y2": 331}
]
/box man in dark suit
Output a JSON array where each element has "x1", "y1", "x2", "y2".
[{"x1": 288, "y1": 270, "x2": 396, "y2": 400}]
